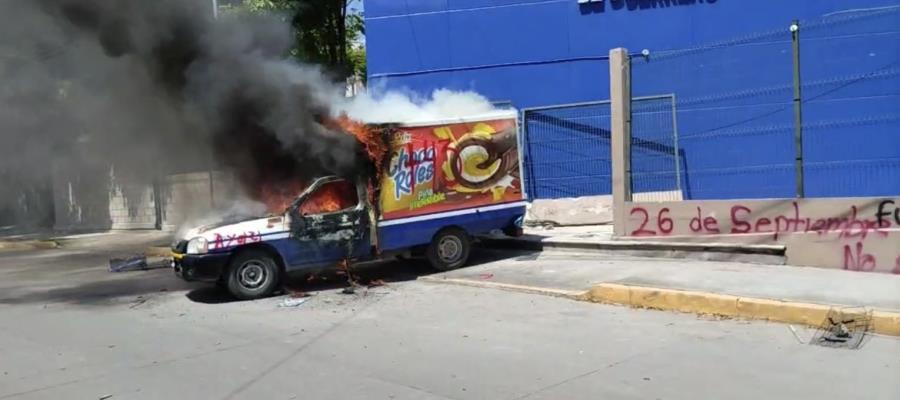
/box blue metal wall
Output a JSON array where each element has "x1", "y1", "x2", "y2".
[
  {"x1": 366, "y1": 0, "x2": 900, "y2": 199},
  {"x1": 366, "y1": 0, "x2": 899, "y2": 107}
]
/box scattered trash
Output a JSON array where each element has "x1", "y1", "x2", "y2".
[
  {"x1": 341, "y1": 287, "x2": 356, "y2": 295},
  {"x1": 478, "y1": 273, "x2": 494, "y2": 280},
  {"x1": 810, "y1": 307, "x2": 872, "y2": 349},
  {"x1": 278, "y1": 297, "x2": 309, "y2": 308},
  {"x1": 367, "y1": 279, "x2": 386, "y2": 288},
  {"x1": 109, "y1": 255, "x2": 147, "y2": 272},
  {"x1": 99, "y1": 395, "x2": 113, "y2": 400}
]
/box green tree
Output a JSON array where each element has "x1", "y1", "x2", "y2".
[{"x1": 236, "y1": 0, "x2": 365, "y2": 80}]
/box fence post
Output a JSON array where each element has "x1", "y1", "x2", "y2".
[
  {"x1": 610, "y1": 48, "x2": 632, "y2": 237},
  {"x1": 791, "y1": 20, "x2": 805, "y2": 198}
]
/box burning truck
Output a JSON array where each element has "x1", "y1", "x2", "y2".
[{"x1": 172, "y1": 110, "x2": 526, "y2": 299}]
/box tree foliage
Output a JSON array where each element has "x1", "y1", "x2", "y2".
[{"x1": 236, "y1": 0, "x2": 365, "y2": 80}]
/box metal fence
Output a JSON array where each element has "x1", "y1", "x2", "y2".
[
  {"x1": 522, "y1": 101, "x2": 613, "y2": 199},
  {"x1": 629, "y1": 5, "x2": 900, "y2": 200},
  {"x1": 629, "y1": 95, "x2": 681, "y2": 202}
]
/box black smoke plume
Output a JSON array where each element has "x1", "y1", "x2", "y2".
[{"x1": 0, "y1": 0, "x2": 363, "y2": 226}]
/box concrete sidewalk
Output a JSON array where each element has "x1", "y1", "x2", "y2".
[
  {"x1": 486, "y1": 225, "x2": 786, "y2": 264},
  {"x1": 0, "y1": 229, "x2": 172, "y2": 253},
  {"x1": 424, "y1": 252, "x2": 900, "y2": 336}
]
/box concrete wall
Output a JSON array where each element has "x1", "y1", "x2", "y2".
[
  {"x1": 526, "y1": 189, "x2": 682, "y2": 226},
  {"x1": 158, "y1": 171, "x2": 240, "y2": 231},
  {"x1": 54, "y1": 164, "x2": 241, "y2": 232},
  {"x1": 619, "y1": 198, "x2": 900, "y2": 273},
  {"x1": 108, "y1": 177, "x2": 157, "y2": 230},
  {"x1": 527, "y1": 195, "x2": 613, "y2": 226},
  {"x1": 53, "y1": 164, "x2": 158, "y2": 231}
]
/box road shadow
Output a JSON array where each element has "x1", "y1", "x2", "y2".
[
  {"x1": 0, "y1": 244, "x2": 537, "y2": 307},
  {"x1": 0, "y1": 269, "x2": 200, "y2": 307},
  {"x1": 185, "y1": 246, "x2": 538, "y2": 304}
]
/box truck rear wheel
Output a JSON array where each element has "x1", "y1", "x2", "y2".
[
  {"x1": 427, "y1": 228, "x2": 471, "y2": 271},
  {"x1": 225, "y1": 249, "x2": 280, "y2": 300}
]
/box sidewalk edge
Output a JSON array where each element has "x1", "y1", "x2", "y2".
[
  {"x1": 419, "y1": 276, "x2": 585, "y2": 299},
  {"x1": 585, "y1": 283, "x2": 900, "y2": 337},
  {"x1": 0, "y1": 240, "x2": 60, "y2": 252},
  {"x1": 480, "y1": 237, "x2": 786, "y2": 255}
]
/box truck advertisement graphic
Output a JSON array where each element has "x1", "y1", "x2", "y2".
[{"x1": 380, "y1": 117, "x2": 523, "y2": 220}]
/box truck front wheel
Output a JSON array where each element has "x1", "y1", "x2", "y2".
[
  {"x1": 427, "y1": 228, "x2": 471, "y2": 271},
  {"x1": 225, "y1": 249, "x2": 281, "y2": 300}
]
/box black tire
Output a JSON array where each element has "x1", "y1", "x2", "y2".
[
  {"x1": 225, "y1": 249, "x2": 281, "y2": 300},
  {"x1": 426, "y1": 228, "x2": 471, "y2": 271}
]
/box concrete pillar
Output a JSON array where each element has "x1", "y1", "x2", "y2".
[{"x1": 609, "y1": 48, "x2": 632, "y2": 237}]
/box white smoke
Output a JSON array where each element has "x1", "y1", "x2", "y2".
[{"x1": 333, "y1": 89, "x2": 500, "y2": 124}]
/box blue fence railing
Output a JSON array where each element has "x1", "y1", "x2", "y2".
[{"x1": 522, "y1": 102, "x2": 613, "y2": 199}]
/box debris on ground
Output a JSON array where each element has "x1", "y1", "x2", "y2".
[
  {"x1": 810, "y1": 307, "x2": 872, "y2": 349},
  {"x1": 478, "y1": 273, "x2": 494, "y2": 280},
  {"x1": 340, "y1": 286, "x2": 357, "y2": 295},
  {"x1": 109, "y1": 255, "x2": 171, "y2": 272},
  {"x1": 278, "y1": 297, "x2": 310, "y2": 308},
  {"x1": 367, "y1": 279, "x2": 386, "y2": 288},
  {"x1": 109, "y1": 255, "x2": 147, "y2": 272}
]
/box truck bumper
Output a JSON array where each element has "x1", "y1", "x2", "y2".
[{"x1": 173, "y1": 252, "x2": 231, "y2": 282}]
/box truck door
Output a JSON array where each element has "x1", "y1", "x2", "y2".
[{"x1": 285, "y1": 178, "x2": 371, "y2": 269}]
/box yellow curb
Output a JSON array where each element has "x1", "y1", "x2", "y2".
[
  {"x1": 419, "y1": 276, "x2": 585, "y2": 299},
  {"x1": 0, "y1": 240, "x2": 60, "y2": 252},
  {"x1": 585, "y1": 283, "x2": 900, "y2": 337}
]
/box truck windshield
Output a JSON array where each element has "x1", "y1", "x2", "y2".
[{"x1": 299, "y1": 179, "x2": 358, "y2": 215}]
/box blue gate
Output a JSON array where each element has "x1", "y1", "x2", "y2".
[{"x1": 522, "y1": 101, "x2": 613, "y2": 199}]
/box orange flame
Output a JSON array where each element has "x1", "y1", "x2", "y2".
[
  {"x1": 333, "y1": 115, "x2": 389, "y2": 177},
  {"x1": 255, "y1": 180, "x2": 308, "y2": 214},
  {"x1": 298, "y1": 179, "x2": 357, "y2": 215},
  {"x1": 250, "y1": 116, "x2": 388, "y2": 215}
]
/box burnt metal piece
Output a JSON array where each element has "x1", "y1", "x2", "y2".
[
  {"x1": 810, "y1": 308, "x2": 872, "y2": 349},
  {"x1": 109, "y1": 255, "x2": 148, "y2": 272}
]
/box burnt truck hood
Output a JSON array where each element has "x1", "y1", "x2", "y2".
[{"x1": 194, "y1": 214, "x2": 263, "y2": 232}]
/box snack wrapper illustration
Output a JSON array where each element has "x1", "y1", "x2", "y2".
[{"x1": 379, "y1": 118, "x2": 522, "y2": 220}]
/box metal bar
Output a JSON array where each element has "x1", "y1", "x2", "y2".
[
  {"x1": 791, "y1": 20, "x2": 805, "y2": 198},
  {"x1": 520, "y1": 95, "x2": 671, "y2": 116},
  {"x1": 515, "y1": 110, "x2": 529, "y2": 201},
  {"x1": 670, "y1": 94, "x2": 682, "y2": 197},
  {"x1": 520, "y1": 99, "x2": 611, "y2": 113}
]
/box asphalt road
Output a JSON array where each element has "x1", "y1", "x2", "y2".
[{"x1": 0, "y1": 233, "x2": 898, "y2": 399}]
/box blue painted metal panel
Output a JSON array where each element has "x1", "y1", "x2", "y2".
[
  {"x1": 377, "y1": 205, "x2": 526, "y2": 251},
  {"x1": 367, "y1": 0, "x2": 900, "y2": 107},
  {"x1": 522, "y1": 103, "x2": 612, "y2": 198},
  {"x1": 366, "y1": 0, "x2": 900, "y2": 199}
]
